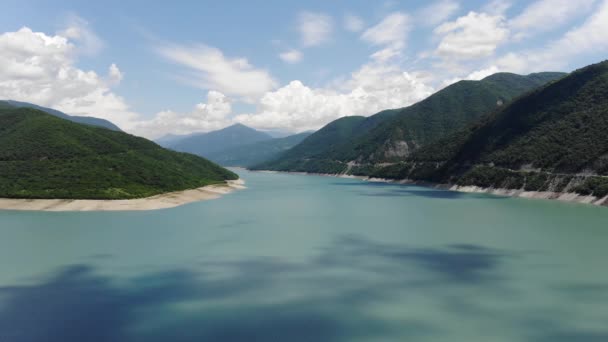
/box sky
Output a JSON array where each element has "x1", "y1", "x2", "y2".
[{"x1": 1, "y1": 0, "x2": 607, "y2": 139}]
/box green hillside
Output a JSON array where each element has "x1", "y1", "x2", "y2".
[
  {"x1": 254, "y1": 72, "x2": 565, "y2": 173},
  {"x1": 254, "y1": 116, "x2": 362, "y2": 173},
  {"x1": 170, "y1": 123, "x2": 272, "y2": 157},
  {"x1": 1, "y1": 100, "x2": 122, "y2": 131},
  {"x1": 372, "y1": 61, "x2": 608, "y2": 198},
  {"x1": 0, "y1": 107, "x2": 237, "y2": 199},
  {"x1": 205, "y1": 132, "x2": 312, "y2": 167}
]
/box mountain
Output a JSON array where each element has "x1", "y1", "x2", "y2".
[
  {"x1": 170, "y1": 124, "x2": 273, "y2": 157},
  {"x1": 205, "y1": 132, "x2": 313, "y2": 167},
  {"x1": 1, "y1": 100, "x2": 122, "y2": 131},
  {"x1": 372, "y1": 60, "x2": 608, "y2": 199},
  {"x1": 254, "y1": 72, "x2": 566, "y2": 173},
  {"x1": 253, "y1": 115, "x2": 392, "y2": 173},
  {"x1": 0, "y1": 106, "x2": 237, "y2": 199},
  {"x1": 155, "y1": 133, "x2": 198, "y2": 147}
]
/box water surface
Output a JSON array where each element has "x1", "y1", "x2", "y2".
[{"x1": 1, "y1": 170, "x2": 607, "y2": 341}]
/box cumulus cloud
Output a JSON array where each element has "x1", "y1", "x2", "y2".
[
  {"x1": 0, "y1": 26, "x2": 137, "y2": 128},
  {"x1": 234, "y1": 63, "x2": 433, "y2": 132},
  {"x1": 510, "y1": 0, "x2": 596, "y2": 40},
  {"x1": 344, "y1": 14, "x2": 365, "y2": 32},
  {"x1": 497, "y1": 0, "x2": 608, "y2": 73},
  {"x1": 131, "y1": 90, "x2": 232, "y2": 139},
  {"x1": 157, "y1": 44, "x2": 277, "y2": 100},
  {"x1": 298, "y1": 12, "x2": 333, "y2": 47},
  {"x1": 361, "y1": 12, "x2": 410, "y2": 62},
  {"x1": 279, "y1": 49, "x2": 303, "y2": 64},
  {"x1": 59, "y1": 15, "x2": 104, "y2": 56},
  {"x1": 434, "y1": 11, "x2": 508, "y2": 59},
  {"x1": 417, "y1": 0, "x2": 460, "y2": 27}
]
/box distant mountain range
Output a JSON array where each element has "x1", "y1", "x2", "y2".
[
  {"x1": 165, "y1": 124, "x2": 272, "y2": 155},
  {"x1": 205, "y1": 131, "x2": 312, "y2": 167},
  {"x1": 160, "y1": 124, "x2": 313, "y2": 168},
  {"x1": 254, "y1": 72, "x2": 566, "y2": 173},
  {"x1": 0, "y1": 106, "x2": 236, "y2": 199},
  {"x1": 0, "y1": 100, "x2": 122, "y2": 131}
]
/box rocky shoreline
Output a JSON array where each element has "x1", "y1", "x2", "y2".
[{"x1": 255, "y1": 170, "x2": 608, "y2": 207}]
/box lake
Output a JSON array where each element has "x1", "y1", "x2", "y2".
[{"x1": 1, "y1": 169, "x2": 607, "y2": 341}]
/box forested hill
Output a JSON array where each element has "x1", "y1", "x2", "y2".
[
  {"x1": 0, "y1": 107, "x2": 237, "y2": 199},
  {"x1": 371, "y1": 60, "x2": 608, "y2": 200},
  {"x1": 254, "y1": 72, "x2": 565, "y2": 173}
]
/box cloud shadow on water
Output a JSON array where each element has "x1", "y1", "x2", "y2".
[{"x1": 0, "y1": 235, "x2": 606, "y2": 341}]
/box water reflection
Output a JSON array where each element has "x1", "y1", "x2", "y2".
[{"x1": 329, "y1": 181, "x2": 506, "y2": 200}]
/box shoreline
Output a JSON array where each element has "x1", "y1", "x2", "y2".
[
  {"x1": 253, "y1": 170, "x2": 608, "y2": 207},
  {"x1": 0, "y1": 179, "x2": 246, "y2": 212}
]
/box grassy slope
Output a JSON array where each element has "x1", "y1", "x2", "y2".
[{"x1": 0, "y1": 107, "x2": 237, "y2": 199}]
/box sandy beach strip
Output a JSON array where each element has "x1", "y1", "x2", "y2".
[{"x1": 0, "y1": 179, "x2": 246, "y2": 212}]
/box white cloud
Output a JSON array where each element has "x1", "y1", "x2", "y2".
[
  {"x1": 344, "y1": 14, "x2": 365, "y2": 32},
  {"x1": 509, "y1": 0, "x2": 596, "y2": 40},
  {"x1": 361, "y1": 12, "x2": 410, "y2": 62},
  {"x1": 417, "y1": 0, "x2": 460, "y2": 27},
  {"x1": 441, "y1": 65, "x2": 501, "y2": 88},
  {"x1": 131, "y1": 90, "x2": 232, "y2": 139},
  {"x1": 234, "y1": 63, "x2": 433, "y2": 132},
  {"x1": 482, "y1": 0, "x2": 512, "y2": 15},
  {"x1": 59, "y1": 14, "x2": 104, "y2": 56},
  {"x1": 497, "y1": 0, "x2": 608, "y2": 73},
  {"x1": 108, "y1": 63, "x2": 123, "y2": 84},
  {"x1": 279, "y1": 49, "x2": 303, "y2": 64},
  {"x1": 434, "y1": 11, "x2": 508, "y2": 59},
  {"x1": 0, "y1": 26, "x2": 137, "y2": 128},
  {"x1": 158, "y1": 44, "x2": 277, "y2": 100},
  {"x1": 465, "y1": 65, "x2": 501, "y2": 80},
  {"x1": 298, "y1": 11, "x2": 333, "y2": 47}
]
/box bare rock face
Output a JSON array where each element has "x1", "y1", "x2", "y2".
[{"x1": 384, "y1": 140, "x2": 411, "y2": 159}]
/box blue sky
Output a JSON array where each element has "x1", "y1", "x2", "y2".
[{"x1": 1, "y1": 0, "x2": 607, "y2": 138}]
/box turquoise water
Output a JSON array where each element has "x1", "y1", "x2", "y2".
[{"x1": 1, "y1": 169, "x2": 607, "y2": 341}]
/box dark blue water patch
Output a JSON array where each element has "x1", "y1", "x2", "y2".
[
  {"x1": 361, "y1": 188, "x2": 507, "y2": 200},
  {"x1": 328, "y1": 180, "x2": 507, "y2": 200},
  {"x1": 328, "y1": 181, "x2": 397, "y2": 188},
  {"x1": 318, "y1": 235, "x2": 511, "y2": 283},
  {"x1": 0, "y1": 236, "x2": 604, "y2": 342},
  {"x1": 0, "y1": 262, "x2": 436, "y2": 342}
]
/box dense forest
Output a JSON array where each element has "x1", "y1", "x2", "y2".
[
  {"x1": 0, "y1": 107, "x2": 237, "y2": 199},
  {"x1": 370, "y1": 61, "x2": 608, "y2": 199}
]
